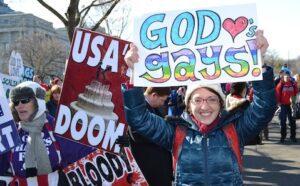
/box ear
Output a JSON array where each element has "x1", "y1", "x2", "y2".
[{"x1": 151, "y1": 92, "x2": 158, "y2": 98}]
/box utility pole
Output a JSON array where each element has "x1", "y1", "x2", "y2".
[{"x1": 288, "y1": 50, "x2": 290, "y2": 66}]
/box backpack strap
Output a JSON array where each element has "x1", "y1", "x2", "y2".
[
  {"x1": 172, "y1": 125, "x2": 187, "y2": 171},
  {"x1": 222, "y1": 123, "x2": 242, "y2": 173}
]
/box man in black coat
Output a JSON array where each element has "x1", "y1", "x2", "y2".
[{"x1": 128, "y1": 87, "x2": 173, "y2": 186}]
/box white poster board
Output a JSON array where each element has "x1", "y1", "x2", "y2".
[
  {"x1": 133, "y1": 3, "x2": 261, "y2": 87},
  {"x1": 0, "y1": 83, "x2": 21, "y2": 154},
  {"x1": 8, "y1": 50, "x2": 24, "y2": 78},
  {"x1": 0, "y1": 73, "x2": 23, "y2": 99}
]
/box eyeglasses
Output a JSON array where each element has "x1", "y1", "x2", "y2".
[
  {"x1": 190, "y1": 96, "x2": 219, "y2": 106},
  {"x1": 13, "y1": 98, "x2": 31, "y2": 106}
]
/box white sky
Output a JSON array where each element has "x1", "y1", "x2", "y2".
[{"x1": 6, "y1": 0, "x2": 300, "y2": 60}]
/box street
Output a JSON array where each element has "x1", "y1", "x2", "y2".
[{"x1": 243, "y1": 118, "x2": 300, "y2": 185}]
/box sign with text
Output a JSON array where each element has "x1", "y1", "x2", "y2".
[
  {"x1": 54, "y1": 28, "x2": 130, "y2": 154},
  {"x1": 63, "y1": 148, "x2": 147, "y2": 185},
  {"x1": 22, "y1": 65, "x2": 35, "y2": 81},
  {"x1": 133, "y1": 3, "x2": 261, "y2": 86},
  {"x1": 0, "y1": 73, "x2": 23, "y2": 99},
  {"x1": 0, "y1": 83, "x2": 20, "y2": 154},
  {"x1": 8, "y1": 51, "x2": 24, "y2": 78}
]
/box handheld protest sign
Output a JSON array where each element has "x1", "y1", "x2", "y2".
[
  {"x1": 133, "y1": 3, "x2": 261, "y2": 87},
  {"x1": 0, "y1": 82, "x2": 20, "y2": 154},
  {"x1": 63, "y1": 148, "x2": 148, "y2": 185},
  {"x1": 0, "y1": 73, "x2": 23, "y2": 99},
  {"x1": 54, "y1": 28, "x2": 130, "y2": 154}
]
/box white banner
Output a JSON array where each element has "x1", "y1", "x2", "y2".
[
  {"x1": 0, "y1": 83, "x2": 21, "y2": 154},
  {"x1": 133, "y1": 3, "x2": 261, "y2": 87},
  {"x1": 8, "y1": 50, "x2": 24, "y2": 77},
  {"x1": 0, "y1": 73, "x2": 23, "y2": 99}
]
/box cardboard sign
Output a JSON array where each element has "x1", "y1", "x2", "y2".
[
  {"x1": 63, "y1": 148, "x2": 148, "y2": 185},
  {"x1": 0, "y1": 83, "x2": 20, "y2": 154},
  {"x1": 133, "y1": 3, "x2": 261, "y2": 86},
  {"x1": 0, "y1": 73, "x2": 23, "y2": 99},
  {"x1": 54, "y1": 28, "x2": 130, "y2": 154},
  {"x1": 8, "y1": 51, "x2": 24, "y2": 78}
]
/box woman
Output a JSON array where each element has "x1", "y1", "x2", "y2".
[
  {"x1": 122, "y1": 30, "x2": 277, "y2": 185},
  {"x1": 0, "y1": 81, "x2": 94, "y2": 185},
  {"x1": 46, "y1": 84, "x2": 61, "y2": 117}
]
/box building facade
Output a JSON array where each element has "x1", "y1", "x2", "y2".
[{"x1": 0, "y1": 0, "x2": 69, "y2": 80}]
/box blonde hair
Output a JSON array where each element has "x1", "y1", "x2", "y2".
[
  {"x1": 294, "y1": 74, "x2": 300, "y2": 82},
  {"x1": 50, "y1": 85, "x2": 61, "y2": 94}
]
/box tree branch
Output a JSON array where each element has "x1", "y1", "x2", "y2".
[
  {"x1": 36, "y1": 0, "x2": 68, "y2": 25},
  {"x1": 91, "y1": 0, "x2": 120, "y2": 31}
]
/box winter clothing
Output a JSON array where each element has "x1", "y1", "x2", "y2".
[
  {"x1": 226, "y1": 94, "x2": 246, "y2": 111},
  {"x1": 276, "y1": 79, "x2": 298, "y2": 105},
  {"x1": 122, "y1": 67, "x2": 277, "y2": 185},
  {"x1": 46, "y1": 99, "x2": 58, "y2": 117},
  {"x1": 9, "y1": 81, "x2": 46, "y2": 122},
  {"x1": 129, "y1": 102, "x2": 173, "y2": 186},
  {"x1": 276, "y1": 79, "x2": 298, "y2": 141},
  {"x1": 2, "y1": 114, "x2": 62, "y2": 178},
  {"x1": 1, "y1": 81, "x2": 95, "y2": 185}
]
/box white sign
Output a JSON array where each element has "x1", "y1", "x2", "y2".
[
  {"x1": 9, "y1": 50, "x2": 24, "y2": 77},
  {"x1": 133, "y1": 4, "x2": 261, "y2": 87},
  {"x1": 0, "y1": 73, "x2": 23, "y2": 99},
  {"x1": 0, "y1": 83, "x2": 21, "y2": 154}
]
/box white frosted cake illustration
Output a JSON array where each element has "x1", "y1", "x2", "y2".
[{"x1": 71, "y1": 79, "x2": 118, "y2": 121}]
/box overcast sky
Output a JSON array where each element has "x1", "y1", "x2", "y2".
[{"x1": 6, "y1": 0, "x2": 300, "y2": 60}]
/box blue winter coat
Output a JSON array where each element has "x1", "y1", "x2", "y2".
[{"x1": 122, "y1": 67, "x2": 277, "y2": 186}]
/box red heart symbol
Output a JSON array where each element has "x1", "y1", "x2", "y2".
[{"x1": 223, "y1": 17, "x2": 248, "y2": 41}]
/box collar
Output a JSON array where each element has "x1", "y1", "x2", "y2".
[{"x1": 191, "y1": 115, "x2": 220, "y2": 134}]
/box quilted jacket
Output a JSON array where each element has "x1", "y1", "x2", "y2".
[{"x1": 122, "y1": 67, "x2": 277, "y2": 186}]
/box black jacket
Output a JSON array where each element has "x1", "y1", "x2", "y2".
[{"x1": 128, "y1": 102, "x2": 173, "y2": 186}]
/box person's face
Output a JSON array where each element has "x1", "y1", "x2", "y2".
[
  {"x1": 284, "y1": 75, "x2": 290, "y2": 82},
  {"x1": 189, "y1": 88, "x2": 221, "y2": 125},
  {"x1": 52, "y1": 92, "x2": 60, "y2": 101},
  {"x1": 14, "y1": 98, "x2": 35, "y2": 122},
  {"x1": 150, "y1": 94, "x2": 168, "y2": 108},
  {"x1": 33, "y1": 76, "x2": 41, "y2": 83}
]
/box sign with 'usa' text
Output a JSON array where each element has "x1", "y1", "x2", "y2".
[{"x1": 133, "y1": 3, "x2": 261, "y2": 87}]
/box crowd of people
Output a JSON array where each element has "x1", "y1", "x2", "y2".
[{"x1": 0, "y1": 29, "x2": 299, "y2": 186}]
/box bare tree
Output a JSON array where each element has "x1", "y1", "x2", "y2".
[
  {"x1": 264, "y1": 49, "x2": 283, "y2": 71},
  {"x1": 11, "y1": 33, "x2": 68, "y2": 79},
  {"x1": 36, "y1": 0, "x2": 121, "y2": 42},
  {"x1": 91, "y1": 0, "x2": 131, "y2": 38}
]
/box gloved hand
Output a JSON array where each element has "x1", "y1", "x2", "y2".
[{"x1": 115, "y1": 134, "x2": 130, "y2": 147}]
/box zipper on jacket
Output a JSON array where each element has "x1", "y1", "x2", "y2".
[{"x1": 203, "y1": 135, "x2": 209, "y2": 186}]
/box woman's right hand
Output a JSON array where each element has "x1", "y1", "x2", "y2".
[{"x1": 124, "y1": 43, "x2": 139, "y2": 70}]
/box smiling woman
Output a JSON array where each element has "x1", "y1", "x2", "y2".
[{"x1": 121, "y1": 30, "x2": 278, "y2": 185}]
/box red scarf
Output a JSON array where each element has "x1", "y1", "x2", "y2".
[
  {"x1": 191, "y1": 115, "x2": 220, "y2": 134},
  {"x1": 231, "y1": 94, "x2": 243, "y2": 99}
]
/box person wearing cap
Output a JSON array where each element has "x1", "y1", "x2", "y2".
[
  {"x1": 0, "y1": 81, "x2": 95, "y2": 185},
  {"x1": 276, "y1": 71, "x2": 298, "y2": 143},
  {"x1": 121, "y1": 30, "x2": 277, "y2": 185}
]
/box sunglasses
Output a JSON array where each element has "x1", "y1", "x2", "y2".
[{"x1": 13, "y1": 98, "x2": 31, "y2": 106}]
